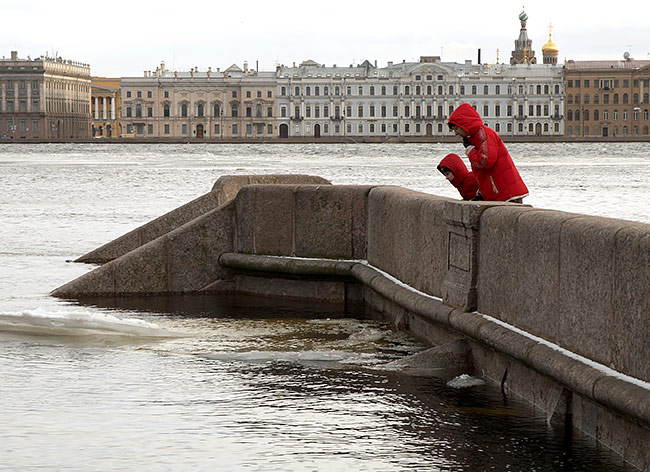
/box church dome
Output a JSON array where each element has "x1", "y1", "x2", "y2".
[
  {"x1": 542, "y1": 24, "x2": 559, "y2": 54},
  {"x1": 542, "y1": 37, "x2": 559, "y2": 54}
]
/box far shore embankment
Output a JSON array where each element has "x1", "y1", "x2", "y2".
[{"x1": 3, "y1": 136, "x2": 650, "y2": 144}]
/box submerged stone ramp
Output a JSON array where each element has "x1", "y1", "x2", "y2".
[
  {"x1": 75, "y1": 174, "x2": 331, "y2": 263},
  {"x1": 53, "y1": 177, "x2": 650, "y2": 471}
]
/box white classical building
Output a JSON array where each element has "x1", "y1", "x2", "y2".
[
  {"x1": 275, "y1": 56, "x2": 564, "y2": 139},
  {"x1": 120, "y1": 61, "x2": 277, "y2": 139}
]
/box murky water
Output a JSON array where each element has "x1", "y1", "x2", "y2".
[{"x1": 1, "y1": 143, "x2": 646, "y2": 471}]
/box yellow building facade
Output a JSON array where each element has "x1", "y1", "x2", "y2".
[
  {"x1": 565, "y1": 58, "x2": 650, "y2": 137},
  {"x1": 91, "y1": 77, "x2": 121, "y2": 137}
]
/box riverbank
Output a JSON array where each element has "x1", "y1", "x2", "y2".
[{"x1": 3, "y1": 136, "x2": 650, "y2": 144}]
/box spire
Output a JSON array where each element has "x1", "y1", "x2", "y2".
[{"x1": 510, "y1": 7, "x2": 537, "y2": 64}]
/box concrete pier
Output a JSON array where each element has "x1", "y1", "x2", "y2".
[{"x1": 53, "y1": 176, "x2": 650, "y2": 471}]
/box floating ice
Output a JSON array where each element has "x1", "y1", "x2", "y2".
[
  {"x1": 447, "y1": 374, "x2": 486, "y2": 388},
  {"x1": 0, "y1": 307, "x2": 185, "y2": 338}
]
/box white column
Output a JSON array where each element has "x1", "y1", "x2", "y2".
[
  {"x1": 94, "y1": 97, "x2": 98, "y2": 120},
  {"x1": 110, "y1": 97, "x2": 115, "y2": 120},
  {"x1": 102, "y1": 97, "x2": 107, "y2": 120}
]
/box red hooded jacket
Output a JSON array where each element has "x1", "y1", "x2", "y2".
[
  {"x1": 448, "y1": 104, "x2": 528, "y2": 201},
  {"x1": 437, "y1": 153, "x2": 478, "y2": 200}
]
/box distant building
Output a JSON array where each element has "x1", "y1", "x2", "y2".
[
  {"x1": 0, "y1": 50, "x2": 91, "y2": 140},
  {"x1": 91, "y1": 77, "x2": 121, "y2": 138},
  {"x1": 275, "y1": 56, "x2": 564, "y2": 139},
  {"x1": 119, "y1": 61, "x2": 276, "y2": 139},
  {"x1": 565, "y1": 57, "x2": 650, "y2": 137}
]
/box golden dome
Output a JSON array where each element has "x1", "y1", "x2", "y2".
[
  {"x1": 543, "y1": 37, "x2": 559, "y2": 54},
  {"x1": 542, "y1": 24, "x2": 559, "y2": 54}
]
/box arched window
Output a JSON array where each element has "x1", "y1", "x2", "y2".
[
  {"x1": 335, "y1": 86, "x2": 340, "y2": 95},
  {"x1": 633, "y1": 93, "x2": 639, "y2": 104},
  {"x1": 483, "y1": 85, "x2": 489, "y2": 94},
  {"x1": 135, "y1": 104, "x2": 142, "y2": 117},
  {"x1": 536, "y1": 85, "x2": 542, "y2": 94},
  {"x1": 427, "y1": 85, "x2": 432, "y2": 95},
  {"x1": 555, "y1": 84, "x2": 560, "y2": 94},
  {"x1": 594, "y1": 109, "x2": 599, "y2": 120},
  {"x1": 584, "y1": 110, "x2": 590, "y2": 121},
  {"x1": 623, "y1": 93, "x2": 629, "y2": 104},
  {"x1": 197, "y1": 103, "x2": 204, "y2": 117},
  {"x1": 370, "y1": 86, "x2": 375, "y2": 95},
  {"x1": 575, "y1": 110, "x2": 580, "y2": 121},
  {"x1": 256, "y1": 105, "x2": 262, "y2": 117},
  {"x1": 381, "y1": 85, "x2": 386, "y2": 95},
  {"x1": 568, "y1": 94, "x2": 573, "y2": 104},
  {"x1": 163, "y1": 103, "x2": 170, "y2": 117},
  {"x1": 567, "y1": 110, "x2": 573, "y2": 120},
  {"x1": 593, "y1": 93, "x2": 599, "y2": 104},
  {"x1": 231, "y1": 104, "x2": 238, "y2": 117},
  {"x1": 405, "y1": 86, "x2": 410, "y2": 95},
  {"x1": 181, "y1": 103, "x2": 188, "y2": 117},
  {"x1": 584, "y1": 94, "x2": 590, "y2": 104},
  {"x1": 613, "y1": 94, "x2": 619, "y2": 104},
  {"x1": 213, "y1": 103, "x2": 220, "y2": 117},
  {"x1": 472, "y1": 85, "x2": 477, "y2": 95}
]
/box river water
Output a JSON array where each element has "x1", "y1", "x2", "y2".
[{"x1": 0, "y1": 143, "x2": 647, "y2": 471}]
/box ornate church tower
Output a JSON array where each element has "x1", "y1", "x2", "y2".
[
  {"x1": 542, "y1": 24, "x2": 559, "y2": 64},
  {"x1": 510, "y1": 8, "x2": 537, "y2": 64}
]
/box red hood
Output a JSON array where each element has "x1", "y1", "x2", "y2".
[
  {"x1": 438, "y1": 153, "x2": 469, "y2": 188},
  {"x1": 448, "y1": 104, "x2": 483, "y2": 136}
]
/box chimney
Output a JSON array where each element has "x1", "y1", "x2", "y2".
[
  {"x1": 244, "y1": 61, "x2": 248, "y2": 72},
  {"x1": 11, "y1": 51, "x2": 18, "y2": 60},
  {"x1": 478, "y1": 49, "x2": 481, "y2": 64},
  {"x1": 388, "y1": 61, "x2": 393, "y2": 66}
]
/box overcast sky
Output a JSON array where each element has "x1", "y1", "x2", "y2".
[{"x1": 2, "y1": 0, "x2": 649, "y2": 77}]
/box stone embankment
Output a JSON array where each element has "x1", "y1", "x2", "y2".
[{"x1": 53, "y1": 175, "x2": 650, "y2": 471}]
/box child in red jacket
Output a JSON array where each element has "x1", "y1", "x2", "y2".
[
  {"x1": 437, "y1": 153, "x2": 479, "y2": 200},
  {"x1": 448, "y1": 104, "x2": 528, "y2": 202}
]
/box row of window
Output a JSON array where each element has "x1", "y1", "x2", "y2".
[
  {"x1": 567, "y1": 92, "x2": 649, "y2": 105},
  {"x1": 125, "y1": 90, "x2": 274, "y2": 99},
  {"x1": 2, "y1": 118, "x2": 40, "y2": 133},
  {"x1": 278, "y1": 102, "x2": 560, "y2": 119},
  {"x1": 567, "y1": 108, "x2": 649, "y2": 121},
  {"x1": 126, "y1": 123, "x2": 275, "y2": 136},
  {"x1": 566, "y1": 125, "x2": 649, "y2": 136},
  {"x1": 125, "y1": 103, "x2": 274, "y2": 118},
  {"x1": 2, "y1": 99, "x2": 40, "y2": 112},
  {"x1": 567, "y1": 79, "x2": 650, "y2": 89},
  {"x1": 280, "y1": 84, "x2": 562, "y2": 97}
]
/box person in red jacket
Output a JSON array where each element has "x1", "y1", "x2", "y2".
[
  {"x1": 437, "y1": 153, "x2": 479, "y2": 200},
  {"x1": 448, "y1": 104, "x2": 528, "y2": 202}
]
